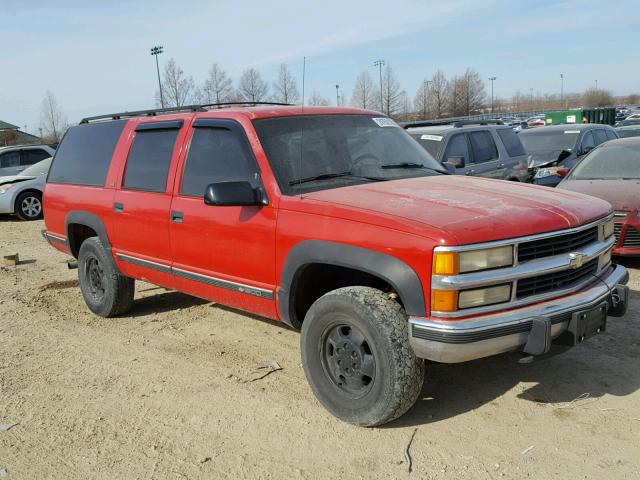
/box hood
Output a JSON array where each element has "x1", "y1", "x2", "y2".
[
  {"x1": 0, "y1": 175, "x2": 36, "y2": 186},
  {"x1": 527, "y1": 150, "x2": 569, "y2": 168},
  {"x1": 304, "y1": 176, "x2": 611, "y2": 245},
  {"x1": 558, "y1": 179, "x2": 640, "y2": 212}
]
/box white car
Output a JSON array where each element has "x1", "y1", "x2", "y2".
[
  {"x1": 0, "y1": 144, "x2": 55, "y2": 177},
  {"x1": 0, "y1": 157, "x2": 51, "y2": 220}
]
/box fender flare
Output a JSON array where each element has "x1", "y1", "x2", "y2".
[
  {"x1": 65, "y1": 210, "x2": 112, "y2": 258},
  {"x1": 278, "y1": 240, "x2": 426, "y2": 328}
]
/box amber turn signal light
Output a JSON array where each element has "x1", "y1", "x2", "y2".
[
  {"x1": 433, "y1": 252, "x2": 459, "y2": 276},
  {"x1": 431, "y1": 290, "x2": 458, "y2": 312}
]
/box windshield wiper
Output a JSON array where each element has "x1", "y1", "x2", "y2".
[
  {"x1": 289, "y1": 171, "x2": 384, "y2": 185},
  {"x1": 381, "y1": 162, "x2": 449, "y2": 174}
]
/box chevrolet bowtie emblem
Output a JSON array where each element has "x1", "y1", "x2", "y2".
[{"x1": 568, "y1": 252, "x2": 588, "y2": 269}]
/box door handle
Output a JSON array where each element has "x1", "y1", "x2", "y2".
[
  {"x1": 114, "y1": 202, "x2": 124, "y2": 213},
  {"x1": 498, "y1": 163, "x2": 505, "y2": 168},
  {"x1": 170, "y1": 210, "x2": 183, "y2": 223},
  {"x1": 466, "y1": 169, "x2": 476, "y2": 175}
]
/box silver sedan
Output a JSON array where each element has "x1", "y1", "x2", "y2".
[{"x1": 0, "y1": 157, "x2": 51, "y2": 220}]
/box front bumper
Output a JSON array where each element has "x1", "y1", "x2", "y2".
[
  {"x1": 409, "y1": 263, "x2": 629, "y2": 363},
  {"x1": 0, "y1": 192, "x2": 14, "y2": 214}
]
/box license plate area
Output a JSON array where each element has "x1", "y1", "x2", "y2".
[{"x1": 566, "y1": 302, "x2": 608, "y2": 345}]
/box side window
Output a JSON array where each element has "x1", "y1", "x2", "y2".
[
  {"x1": 593, "y1": 129, "x2": 608, "y2": 145},
  {"x1": 181, "y1": 127, "x2": 257, "y2": 197},
  {"x1": 580, "y1": 131, "x2": 595, "y2": 152},
  {"x1": 496, "y1": 128, "x2": 526, "y2": 157},
  {"x1": 605, "y1": 129, "x2": 618, "y2": 141},
  {"x1": 22, "y1": 149, "x2": 51, "y2": 166},
  {"x1": 123, "y1": 127, "x2": 180, "y2": 192},
  {"x1": 443, "y1": 134, "x2": 470, "y2": 163},
  {"x1": 0, "y1": 151, "x2": 20, "y2": 168},
  {"x1": 468, "y1": 131, "x2": 498, "y2": 163}
]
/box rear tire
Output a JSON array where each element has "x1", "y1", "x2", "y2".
[
  {"x1": 78, "y1": 237, "x2": 134, "y2": 317},
  {"x1": 15, "y1": 191, "x2": 43, "y2": 220},
  {"x1": 301, "y1": 286, "x2": 425, "y2": 426}
]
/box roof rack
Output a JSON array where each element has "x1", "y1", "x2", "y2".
[
  {"x1": 80, "y1": 102, "x2": 291, "y2": 124},
  {"x1": 402, "y1": 119, "x2": 505, "y2": 129}
]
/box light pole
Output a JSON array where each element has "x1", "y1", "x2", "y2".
[
  {"x1": 489, "y1": 76, "x2": 496, "y2": 114},
  {"x1": 374, "y1": 59, "x2": 385, "y2": 113},
  {"x1": 335, "y1": 84, "x2": 340, "y2": 106},
  {"x1": 150, "y1": 46, "x2": 164, "y2": 108},
  {"x1": 560, "y1": 73, "x2": 564, "y2": 107},
  {"x1": 595, "y1": 79, "x2": 598, "y2": 91},
  {"x1": 530, "y1": 88, "x2": 534, "y2": 109},
  {"x1": 422, "y1": 79, "x2": 431, "y2": 119}
]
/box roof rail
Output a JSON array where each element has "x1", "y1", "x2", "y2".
[
  {"x1": 80, "y1": 102, "x2": 291, "y2": 124},
  {"x1": 402, "y1": 119, "x2": 505, "y2": 129}
]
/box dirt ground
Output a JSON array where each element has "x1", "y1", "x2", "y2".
[{"x1": 0, "y1": 217, "x2": 639, "y2": 480}]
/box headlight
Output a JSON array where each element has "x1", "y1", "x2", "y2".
[
  {"x1": 0, "y1": 184, "x2": 15, "y2": 195},
  {"x1": 534, "y1": 166, "x2": 569, "y2": 179},
  {"x1": 458, "y1": 284, "x2": 512, "y2": 309},
  {"x1": 602, "y1": 218, "x2": 615, "y2": 239},
  {"x1": 433, "y1": 246, "x2": 513, "y2": 275}
]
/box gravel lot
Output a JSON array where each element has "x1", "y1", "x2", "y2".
[{"x1": 1, "y1": 217, "x2": 639, "y2": 479}]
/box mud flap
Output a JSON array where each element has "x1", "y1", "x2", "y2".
[{"x1": 522, "y1": 316, "x2": 552, "y2": 356}]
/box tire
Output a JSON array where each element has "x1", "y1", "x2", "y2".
[
  {"x1": 300, "y1": 286, "x2": 425, "y2": 426},
  {"x1": 15, "y1": 191, "x2": 43, "y2": 220},
  {"x1": 77, "y1": 237, "x2": 134, "y2": 317}
]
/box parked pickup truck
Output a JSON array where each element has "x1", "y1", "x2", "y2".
[{"x1": 43, "y1": 104, "x2": 630, "y2": 426}]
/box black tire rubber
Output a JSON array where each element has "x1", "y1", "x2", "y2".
[
  {"x1": 77, "y1": 237, "x2": 134, "y2": 317},
  {"x1": 301, "y1": 286, "x2": 425, "y2": 426},
  {"x1": 15, "y1": 190, "x2": 43, "y2": 221}
]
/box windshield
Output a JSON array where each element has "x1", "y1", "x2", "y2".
[
  {"x1": 569, "y1": 145, "x2": 640, "y2": 180},
  {"x1": 520, "y1": 130, "x2": 579, "y2": 152},
  {"x1": 21, "y1": 157, "x2": 52, "y2": 176},
  {"x1": 253, "y1": 114, "x2": 445, "y2": 195},
  {"x1": 408, "y1": 133, "x2": 442, "y2": 158}
]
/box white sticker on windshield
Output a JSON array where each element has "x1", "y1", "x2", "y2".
[
  {"x1": 564, "y1": 130, "x2": 580, "y2": 134},
  {"x1": 421, "y1": 134, "x2": 443, "y2": 141},
  {"x1": 372, "y1": 117, "x2": 399, "y2": 127}
]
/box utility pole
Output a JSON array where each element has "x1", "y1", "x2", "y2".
[
  {"x1": 422, "y1": 79, "x2": 431, "y2": 119},
  {"x1": 150, "y1": 45, "x2": 164, "y2": 108},
  {"x1": 560, "y1": 73, "x2": 564, "y2": 108},
  {"x1": 595, "y1": 79, "x2": 598, "y2": 91},
  {"x1": 530, "y1": 88, "x2": 534, "y2": 109},
  {"x1": 373, "y1": 59, "x2": 385, "y2": 113},
  {"x1": 335, "y1": 84, "x2": 340, "y2": 106},
  {"x1": 489, "y1": 76, "x2": 497, "y2": 114}
]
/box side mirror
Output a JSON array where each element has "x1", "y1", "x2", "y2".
[
  {"x1": 204, "y1": 181, "x2": 265, "y2": 206},
  {"x1": 446, "y1": 156, "x2": 465, "y2": 168}
]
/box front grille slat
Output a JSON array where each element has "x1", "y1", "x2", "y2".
[
  {"x1": 518, "y1": 226, "x2": 599, "y2": 262},
  {"x1": 623, "y1": 226, "x2": 640, "y2": 247},
  {"x1": 516, "y1": 259, "x2": 598, "y2": 298}
]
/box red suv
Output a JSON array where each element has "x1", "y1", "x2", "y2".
[{"x1": 43, "y1": 104, "x2": 629, "y2": 426}]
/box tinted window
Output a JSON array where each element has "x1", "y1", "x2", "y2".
[
  {"x1": 593, "y1": 129, "x2": 608, "y2": 145},
  {"x1": 48, "y1": 120, "x2": 126, "y2": 186},
  {"x1": 469, "y1": 131, "x2": 498, "y2": 163},
  {"x1": 443, "y1": 134, "x2": 470, "y2": 163},
  {"x1": 123, "y1": 128, "x2": 179, "y2": 192},
  {"x1": 496, "y1": 128, "x2": 526, "y2": 157},
  {"x1": 181, "y1": 127, "x2": 256, "y2": 197},
  {"x1": 580, "y1": 131, "x2": 595, "y2": 152},
  {"x1": 605, "y1": 129, "x2": 618, "y2": 141},
  {"x1": 0, "y1": 151, "x2": 20, "y2": 168},
  {"x1": 409, "y1": 133, "x2": 442, "y2": 158},
  {"x1": 22, "y1": 149, "x2": 50, "y2": 166}
]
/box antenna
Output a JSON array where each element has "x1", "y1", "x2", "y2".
[{"x1": 298, "y1": 56, "x2": 306, "y2": 199}]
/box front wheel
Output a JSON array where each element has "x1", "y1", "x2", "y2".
[
  {"x1": 15, "y1": 191, "x2": 43, "y2": 220},
  {"x1": 301, "y1": 286, "x2": 425, "y2": 426}
]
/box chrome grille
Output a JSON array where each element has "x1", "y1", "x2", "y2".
[
  {"x1": 516, "y1": 259, "x2": 598, "y2": 299},
  {"x1": 613, "y1": 223, "x2": 623, "y2": 241},
  {"x1": 518, "y1": 227, "x2": 598, "y2": 262},
  {"x1": 623, "y1": 226, "x2": 640, "y2": 247}
]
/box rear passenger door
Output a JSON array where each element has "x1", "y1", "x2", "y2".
[
  {"x1": 110, "y1": 120, "x2": 186, "y2": 289},
  {"x1": 468, "y1": 130, "x2": 502, "y2": 178},
  {"x1": 169, "y1": 118, "x2": 277, "y2": 318}
]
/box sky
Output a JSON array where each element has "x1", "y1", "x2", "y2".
[{"x1": 1, "y1": 0, "x2": 638, "y2": 133}]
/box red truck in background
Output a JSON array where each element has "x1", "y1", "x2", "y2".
[{"x1": 43, "y1": 104, "x2": 629, "y2": 426}]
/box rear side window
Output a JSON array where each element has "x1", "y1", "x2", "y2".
[
  {"x1": 123, "y1": 127, "x2": 180, "y2": 193},
  {"x1": 469, "y1": 131, "x2": 498, "y2": 163},
  {"x1": 22, "y1": 149, "x2": 50, "y2": 166},
  {"x1": 0, "y1": 151, "x2": 20, "y2": 168},
  {"x1": 48, "y1": 120, "x2": 126, "y2": 186},
  {"x1": 496, "y1": 128, "x2": 526, "y2": 157},
  {"x1": 605, "y1": 129, "x2": 617, "y2": 140},
  {"x1": 181, "y1": 127, "x2": 257, "y2": 197},
  {"x1": 593, "y1": 129, "x2": 608, "y2": 145}
]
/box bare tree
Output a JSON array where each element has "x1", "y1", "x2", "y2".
[
  {"x1": 307, "y1": 90, "x2": 329, "y2": 106},
  {"x1": 429, "y1": 70, "x2": 449, "y2": 118},
  {"x1": 157, "y1": 58, "x2": 195, "y2": 107},
  {"x1": 272, "y1": 63, "x2": 299, "y2": 104},
  {"x1": 624, "y1": 93, "x2": 639, "y2": 104},
  {"x1": 203, "y1": 63, "x2": 234, "y2": 104},
  {"x1": 238, "y1": 68, "x2": 269, "y2": 102},
  {"x1": 582, "y1": 88, "x2": 614, "y2": 107},
  {"x1": 40, "y1": 90, "x2": 68, "y2": 143},
  {"x1": 351, "y1": 71, "x2": 379, "y2": 110},
  {"x1": 413, "y1": 78, "x2": 432, "y2": 119},
  {"x1": 461, "y1": 68, "x2": 486, "y2": 115},
  {"x1": 447, "y1": 76, "x2": 467, "y2": 117},
  {"x1": 380, "y1": 66, "x2": 404, "y2": 116}
]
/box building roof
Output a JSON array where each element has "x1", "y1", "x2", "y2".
[{"x1": 0, "y1": 120, "x2": 19, "y2": 131}]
